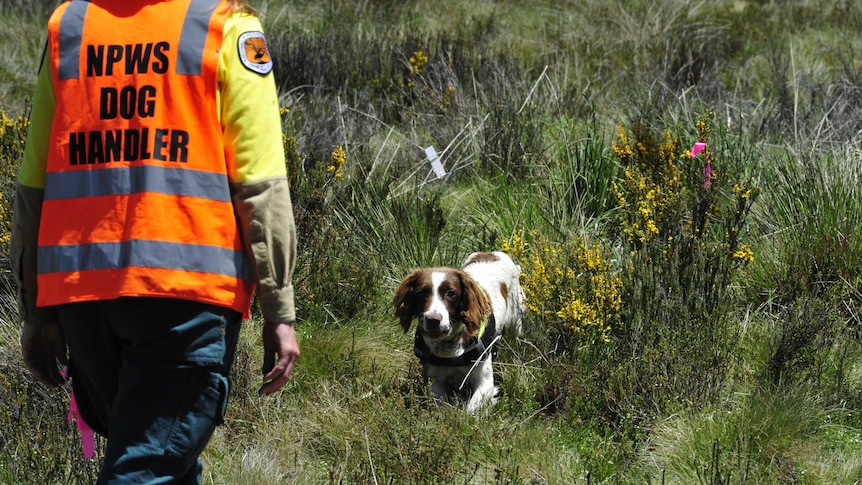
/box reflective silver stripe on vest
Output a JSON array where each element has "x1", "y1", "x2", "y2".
[
  {"x1": 58, "y1": 0, "x2": 90, "y2": 80},
  {"x1": 44, "y1": 165, "x2": 231, "y2": 202},
  {"x1": 176, "y1": 0, "x2": 218, "y2": 75},
  {"x1": 57, "y1": 0, "x2": 214, "y2": 79},
  {"x1": 38, "y1": 240, "x2": 254, "y2": 281}
]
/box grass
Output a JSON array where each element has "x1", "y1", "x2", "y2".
[
  {"x1": 643, "y1": 387, "x2": 861, "y2": 485},
  {"x1": 2, "y1": 0, "x2": 862, "y2": 483}
]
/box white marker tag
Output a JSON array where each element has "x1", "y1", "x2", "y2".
[{"x1": 424, "y1": 146, "x2": 447, "y2": 178}]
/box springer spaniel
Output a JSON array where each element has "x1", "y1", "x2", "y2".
[{"x1": 393, "y1": 251, "x2": 525, "y2": 413}]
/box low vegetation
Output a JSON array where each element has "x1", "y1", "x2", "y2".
[{"x1": 1, "y1": 0, "x2": 861, "y2": 483}]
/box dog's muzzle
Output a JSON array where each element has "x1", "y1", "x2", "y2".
[{"x1": 419, "y1": 312, "x2": 449, "y2": 338}]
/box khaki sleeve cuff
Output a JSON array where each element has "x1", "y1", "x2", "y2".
[
  {"x1": 232, "y1": 177, "x2": 298, "y2": 324},
  {"x1": 11, "y1": 183, "x2": 57, "y2": 326},
  {"x1": 258, "y1": 283, "x2": 296, "y2": 323}
]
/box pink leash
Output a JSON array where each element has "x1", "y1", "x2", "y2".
[{"x1": 60, "y1": 369, "x2": 96, "y2": 459}]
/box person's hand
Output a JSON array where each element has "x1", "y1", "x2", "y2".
[
  {"x1": 20, "y1": 320, "x2": 67, "y2": 387},
  {"x1": 259, "y1": 320, "x2": 299, "y2": 396}
]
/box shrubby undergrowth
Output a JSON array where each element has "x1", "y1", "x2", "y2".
[{"x1": 1, "y1": 1, "x2": 861, "y2": 484}]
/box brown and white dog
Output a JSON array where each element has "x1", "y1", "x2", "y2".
[{"x1": 393, "y1": 251, "x2": 525, "y2": 413}]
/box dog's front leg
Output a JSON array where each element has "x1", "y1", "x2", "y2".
[
  {"x1": 424, "y1": 365, "x2": 455, "y2": 408},
  {"x1": 465, "y1": 359, "x2": 497, "y2": 414},
  {"x1": 429, "y1": 379, "x2": 451, "y2": 407}
]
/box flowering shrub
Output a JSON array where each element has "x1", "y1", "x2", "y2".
[
  {"x1": 600, "y1": 113, "x2": 761, "y2": 419},
  {"x1": 613, "y1": 114, "x2": 759, "y2": 285},
  {"x1": 0, "y1": 110, "x2": 29, "y2": 252},
  {"x1": 503, "y1": 229, "x2": 622, "y2": 345},
  {"x1": 612, "y1": 124, "x2": 680, "y2": 249}
]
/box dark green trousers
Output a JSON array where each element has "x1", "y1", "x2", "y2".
[{"x1": 57, "y1": 297, "x2": 242, "y2": 485}]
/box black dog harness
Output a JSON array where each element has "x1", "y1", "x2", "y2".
[{"x1": 414, "y1": 315, "x2": 498, "y2": 367}]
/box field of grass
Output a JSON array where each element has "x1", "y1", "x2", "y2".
[{"x1": 2, "y1": 0, "x2": 862, "y2": 483}]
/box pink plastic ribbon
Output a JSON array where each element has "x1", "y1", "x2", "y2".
[
  {"x1": 690, "y1": 142, "x2": 706, "y2": 157},
  {"x1": 690, "y1": 142, "x2": 711, "y2": 188},
  {"x1": 60, "y1": 369, "x2": 96, "y2": 459}
]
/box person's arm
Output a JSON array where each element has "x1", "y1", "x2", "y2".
[
  {"x1": 12, "y1": 47, "x2": 67, "y2": 387},
  {"x1": 220, "y1": 13, "x2": 299, "y2": 394},
  {"x1": 231, "y1": 178, "x2": 300, "y2": 396}
]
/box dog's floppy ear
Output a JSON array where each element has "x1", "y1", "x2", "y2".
[
  {"x1": 458, "y1": 271, "x2": 492, "y2": 338},
  {"x1": 393, "y1": 269, "x2": 422, "y2": 333}
]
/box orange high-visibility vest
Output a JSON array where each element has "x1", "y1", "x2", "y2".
[{"x1": 38, "y1": 0, "x2": 256, "y2": 314}]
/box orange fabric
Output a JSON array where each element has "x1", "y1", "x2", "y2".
[
  {"x1": 39, "y1": 0, "x2": 255, "y2": 314},
  {"x1": 38, "y1": 266, "x2": 251, "y2": 311},
  {"x1": 39, "y1": 194, "x2": 238, "y2": 246}
]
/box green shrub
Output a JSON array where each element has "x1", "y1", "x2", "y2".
[
  {"x1": 504, "y1": 230, "x2": 621, "y2": 347},
  {"x1": 599, "y1": 113, "x2": 759, "y2": 427},
  {"x1": 0, "y1": 110, "x2": 27, "y2": 267}
]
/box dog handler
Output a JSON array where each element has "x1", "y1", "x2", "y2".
[{"x1": 11, "y1": 0, "x2": 299, "y2": 482}]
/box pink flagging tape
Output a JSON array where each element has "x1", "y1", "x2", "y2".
[{"x1": 60, "y1": 369, "x2": 95, "y2": 459}]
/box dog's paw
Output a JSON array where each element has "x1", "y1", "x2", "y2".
[{"x1": 466, "y1": 387, "x2": 500, "y2": 414}]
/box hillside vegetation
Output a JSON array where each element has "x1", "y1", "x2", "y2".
[{"x1": 1, "y1": 0, "x2": 861, "y2": 483}]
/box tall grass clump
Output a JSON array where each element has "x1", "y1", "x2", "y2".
[
  {"x1": 0, "y1": 276, "x2": 104, "y2": 483},
  {"x1": 285, "y1": 132, "x2": 382, "y2": 325},
  {"x1": 332, "y1": 171, "x2": 472, "y2": 280},
  {"x1": 477, "y1": 60, "x2": 549, "y2": 178},
  {"x1": 545, "y1": 116, "x2": 620, "y2": 223},
  {"x1": 0, "y1": 352, "x2": 103, "y2": 484},
  {"x1": 642, "y1": 387, "x2": 862, "y2": 484},
  {"x1": 0, "y1": 0, "x2": 52, "y2": 109},
  {"x1": 751, "y1": 145, "x2": 862, "y2": 299},
  {"x1": 745, "y1": 144, "x2": 862, "y2": 396}
]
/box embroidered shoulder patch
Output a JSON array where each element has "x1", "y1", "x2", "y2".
[{"x1": 238, "y1": 31, "x2": 273, "y2": 75}]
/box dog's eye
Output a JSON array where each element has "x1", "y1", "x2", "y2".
[{"x1": 445, "y1": 289, "x2": 457, "y2": 300}]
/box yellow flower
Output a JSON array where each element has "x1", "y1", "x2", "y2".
[
  {"x1": 327, "y1": 145, "x2": 346, "y2": 180},
  {"x1": 409, "y1": 50, "x2": 428, "y2": 74},
  {"x1": 612, "y1": 125, "x2": 635, "y2": 159},
  {"x1": 331, "y1": 145, "x2": 346, "y2": 167},
  {"x1": 734, "y1": 183, "x2": 753, "y2": 199},
  {"x1": 732, "y1": 245, "x2": 755, "y2": 263}
]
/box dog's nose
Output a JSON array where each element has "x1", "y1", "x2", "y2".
[{"x1": 422, "y1": 312, "x2": 443, "y2": 332}]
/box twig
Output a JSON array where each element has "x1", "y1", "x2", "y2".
[
  {"x1": 363, "y1": 427, "x2": 379, "y2": 485},
  {"x1": 518, "y1": 65, "x2": 549, "y2": 115}
]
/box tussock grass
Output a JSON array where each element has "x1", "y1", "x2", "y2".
[
  {"x1": 2, "y1": 1, "x2": 862, "y2": 483},
  {"x1": 0, "y1": 276, "x2": 103, "y2": 483},
  {"x1": 642, "y1": 387, "x2": 862, "y2": 484},
  {"x1": 749, "y1": 144, "x2": 862, "y2": 298},
  {"x1": 0, "y1": 1, "x2": 52, "y2": 113}
]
